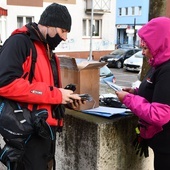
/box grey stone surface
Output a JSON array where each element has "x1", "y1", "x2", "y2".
[
  {"x1": 55, "y1": 110, "x2": 154, "y2": 170},
  {"x1": 0, "y1": 137, "x2": 6, "y2": 169}
]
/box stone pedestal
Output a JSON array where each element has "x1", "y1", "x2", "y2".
[{"x1": 55, "y1": 109, "x2": 154, "y2": 170}]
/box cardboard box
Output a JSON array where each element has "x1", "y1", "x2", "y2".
[{"x1": 58, "y1": 56, "x2": 105, "y2": 110}]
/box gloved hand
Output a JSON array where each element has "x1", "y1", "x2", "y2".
[{"x1": 133, "y1": 127, "x2": 149, "y2": 158}]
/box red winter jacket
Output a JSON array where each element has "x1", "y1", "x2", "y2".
[{"x1": 0, "y1": 23, "x2": 63, "y2": 126}]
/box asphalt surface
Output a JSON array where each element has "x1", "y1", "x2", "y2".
[
  {"x1": 110, "y1": 68, "x2": 139, "y2": 87},
  {"x1": 99, "y1": 67, "x2": 139, "y2": 95}
]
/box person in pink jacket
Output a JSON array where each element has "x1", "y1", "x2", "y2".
[{"x1": 116, "y1": 17, "x2": 170, "y2": 170}]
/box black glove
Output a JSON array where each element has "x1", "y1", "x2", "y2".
[{"x1": 133, "y1": 127, "x2": 149, "y2": 158}]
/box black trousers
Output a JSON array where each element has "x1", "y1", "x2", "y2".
[
  {"x1": 154, "y1": 152, "x2": 170, "y2": 170},
  {"x1": 147, "y1": 123, "x2": 170, "y2": 170},
  {"x1": 13, "y1": 128, "x2": 57, "y2": 170}
]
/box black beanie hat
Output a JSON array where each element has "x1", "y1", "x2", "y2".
[{"x1": 38, "y1": 3, "x2": 72, "y2": 32}]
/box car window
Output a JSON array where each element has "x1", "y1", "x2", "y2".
[
  {"x1": 135, "y1": 49, "x2": 140, "y2": 53},
  {"x1": 124, "y1": 50, "x2": 137, "y2": 59},
  {"x1": 134, "y1": 51, "x2": 143, "y2": 58},
  {"x1": 126, "y1": 50, "x2": 135, "y2": 55},
  {"x1": 110, "y1": 49, "x2": 125, "y2": 55},
  {"x1": 100, "y1": 65, "x2": 113, "y2": 76}
]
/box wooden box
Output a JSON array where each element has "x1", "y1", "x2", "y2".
[{"x1": 59, "y1": 57, "x2": 105, "y2": 110}]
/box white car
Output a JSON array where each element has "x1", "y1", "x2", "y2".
[{"x1": 123, "y1": 51, "x2": 143, "y2": 72}]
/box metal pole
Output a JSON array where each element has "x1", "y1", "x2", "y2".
[
  {"x1": 133, "y1": 18, "x2": 136, "y2": 48},
  {"x1": 89, "y1": 0, "x2": 94, "y2": 60}
]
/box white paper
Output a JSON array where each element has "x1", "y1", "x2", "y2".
[
  {"x1": 82, "y1": 106, "x2": 132, "y2": 117},
  {"x1": 104, "y1": 81, "x2": 122, "y2": 92}
]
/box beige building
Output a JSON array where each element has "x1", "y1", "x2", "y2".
[{"x1": 0, "y1": 0, "x2": 116, "y2": 60}]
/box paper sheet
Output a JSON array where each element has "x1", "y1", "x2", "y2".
[{"x1": 82, "y1": 106, "x2": 132, "y2": 117}]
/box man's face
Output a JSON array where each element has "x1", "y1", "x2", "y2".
[
  {"x1": 47, "y1": 27, "x2": 68, "y2": 41},
  {"x1": 46, "y1": 27, "x2": 69, "y2": 50}
]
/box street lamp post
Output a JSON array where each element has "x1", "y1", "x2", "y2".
[
  {"x1": 88, "y1": 0, "x2": 94, "y2": 60},
  {"x1": 133, "y1": 18, "x2": 136, "y2": 48}
]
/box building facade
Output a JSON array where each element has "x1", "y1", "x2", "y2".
[
  {"x1": 115, "y1": 0, "x2": 149, "y2": 47},
  {"x1": 0, "y1": 0, "x2": 116, "y2": 60}
]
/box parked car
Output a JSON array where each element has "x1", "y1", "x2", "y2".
[
  {"x1": 99, "y1": 48, "x2": 140, "y2": 68},
  {"x1": 100, "y1": 65, "x2": 116, "y2": 84},
  {"x1": 123, "y1": 50, "x2": 143, "y2": 72},
  {"x1": 117, "y1": 43, "x2": 140, "y2": 49}
]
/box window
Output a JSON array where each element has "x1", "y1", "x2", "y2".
[
  {"x1": 138, "y1": 6, "x2": 142, "y2": 15},
  {"x1": 83, "y1": 20, "x2": 87, "y2": 36},
  {"x1": 125, "y1": 7, "x2": 128, "y2": 15},
  {"x1": 118, "y1": 8, "x2": 122, "y2": 16},
  {"x1": 121, "y1": 6, "x2": 142, "y2": 16},
  {"x1": 17, "y1": 16, "x2": 33, "y2": 28},
  {"x1": 93, "y1": 20, "x2": 100, "y2": 36},
  {"x1": 83, "y1": 19, "x2": 101, "y2": 37},
  {"x1": 132, "y1": 7, "x2": 135, "y2": 15}
]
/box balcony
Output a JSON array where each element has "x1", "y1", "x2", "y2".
[
  {"x1": 85, "y1": 0, "x2": 111, "y2": 15},
  {"x1": 0, "y1": 7, "x2": 7, "y2": 16}
]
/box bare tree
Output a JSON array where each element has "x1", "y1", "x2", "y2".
[{"x1": 149, "y1": 0, "x2": 166, "y2": 20}]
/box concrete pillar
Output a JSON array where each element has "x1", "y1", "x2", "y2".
[{"x1": 55, "y1": 109, "x2": 154, "y2": 170}]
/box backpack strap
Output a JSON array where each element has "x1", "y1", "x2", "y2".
[
  {"x1": 19, "y1": 33, "x2": 38, "y2": 110},
  {"x1": 28, "y1": 40, "x2": 37, "y2": 83},
  {"x1": 13, "y1": 33, "x2": 37, "y2": 83},
  {"x1": 23, "y1": 34, "x2": 37, "y2": 83}
]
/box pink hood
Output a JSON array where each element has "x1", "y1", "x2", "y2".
[{"x1": 138, "y1": 17, "x2": 170, "y2": 67}]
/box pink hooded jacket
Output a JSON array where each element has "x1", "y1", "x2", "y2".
[{"x1": 123, "y1": 17, "x2": 170, "y2": 139}]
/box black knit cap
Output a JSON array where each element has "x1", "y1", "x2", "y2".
[{"x1": 38, "y1": 3, "x2": 72, "y2": 32}]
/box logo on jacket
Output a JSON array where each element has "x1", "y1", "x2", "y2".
[
  {"x1": 146, "y1": 78, "x2": 153, "y2": 84},
  {"x1": 31, "y1": 90, "x2": 43, "y2": 95}
]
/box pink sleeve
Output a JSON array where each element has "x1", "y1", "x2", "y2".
[{"x1": 123, "y1": 93, "x2": 170, "y2": 127}]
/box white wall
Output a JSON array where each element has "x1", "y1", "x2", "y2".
[{"x1": 0, "y1": 0, "x2": 116, "y2": 52}]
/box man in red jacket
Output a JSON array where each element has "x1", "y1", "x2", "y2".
[{"x1": 0, "y1": 3, "x2": 84, "y2": 170}]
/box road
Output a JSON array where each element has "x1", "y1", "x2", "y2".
[
  {"x1": 99, "y1": 68, "x2": 139, "y2": 95},
  {"x1": 110, "y1": 68, "x2": 139, "y2": 87}
]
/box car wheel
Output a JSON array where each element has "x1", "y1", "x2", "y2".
[{"x1": 116, "y1": 61, "x2": 122, "y2": 68}]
